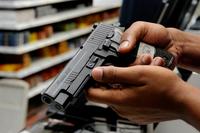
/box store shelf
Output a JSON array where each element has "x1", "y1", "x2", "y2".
[
  {"x1": 0, "y1": 17, "x2": 118, "y2": 54},
  {"x1": 0, "y1": 4, "x2": 120, "y2": 30},
  {"x1": 0, "y1": 0, "x2": 74, "y2": 9},
  {"x1": 0, "y1": 17, "x2": 118, "y2": 78},
  {"x1": 0, "y1": 49, "x2": 78, "y2": 78},
  {"x1": 28, "y1": 78, "x2": 54, "y2": 99},
  {"x1": 0, "y1": 28, "x2": 91, "y2": 55}
]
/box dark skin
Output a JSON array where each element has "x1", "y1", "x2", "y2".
[{"x1": 86, "y1": 21, "x2": 200, "y2": 130}]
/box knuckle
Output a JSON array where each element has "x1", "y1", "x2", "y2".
[
  {"x1": 121, "y1": 31, "x2": 130, "y2": 42},
  {"x1": 130, "y1": 21, "x2": 146, "y2": 30},
  {"x1": 104, "y1": 66, "x2": 117, "y2": 82},
  {"x1": 132, "y1": 21, "x2": 145, "y2": 27},
  {"x1": 85, "y1": 89, "x2": 95, "y2": 100}
]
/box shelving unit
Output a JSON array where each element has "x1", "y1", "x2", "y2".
[
  {"x1": 0, "y1": 0, "x2": 74, "y2": 9},
  {"x1": 0, "y1": 4, "x2": 120, "y2": 30},
  {"x1": 0, "y1": 0, "x2": 122, "y2": 132},
  {"x1": 0, "y1": 49, "x2": 78, "y2": 78},
  {"x1": 0, "y1": 29, "x2": 91, "y2": 54},
  {"x1": 28, "y1": 77, "x2": 54, "y2": 98},
  {"x1": 0, "y1": 17, "x2": 118, "y2": 54},
  {"x1": 0, "y1": 17, "x2": 118, "y2": 79}
]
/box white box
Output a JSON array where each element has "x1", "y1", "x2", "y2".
[
  {"x1": 0, "y1": 79, "x2": 29, "y2": 133},
  {"x1": 0, "y1": 9, "x2": 35, "y2": 25},
  {"x1": 93, "y1": 0, "x2": 122, "y2": 6}
]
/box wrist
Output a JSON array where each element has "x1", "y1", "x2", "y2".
[
  {"x1": 176, "y1": 82, "x2": 200, "y2": 129},
  {"x1": 166, "y1": 28, "x2": 184, "y2": 66},
  {"x1": 167, "y1": 28, "x2": 200, "y2": 72}
]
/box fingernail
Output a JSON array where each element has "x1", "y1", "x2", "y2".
[
  {"x1": 119, "y1": 40, "x2": 129, "y2": 50},
  {"x1": 141, "y1": 55, "x2": 152, "y2": 64},
  {"x1": 92, "y1": 67, "x2": 103, "y2": 81},
  {"x1": 153, "y1": 58, "x2": 164, "y2": 66}
]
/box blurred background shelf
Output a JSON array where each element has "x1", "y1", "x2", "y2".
[
  {"x1": 28, "y1": 77, "x2": 54, "y2": 98},
  {"x1": 0, "y1": 4, "x2": 120, "y2": 30},
  {"x1": 0, "y1": 0, "x2": 74, "y2": 9},
  {"x1": 0, "y1": 28, "x2": 91, "y2": 54},
  {"x1": 0, "y1": 17, "x2": 118, "y2": 54},
  {"x1": 0, "y1": 49, "x2": 78, "y2": 78},
  {"x1": 0, "y1": 1, "x2": 123, "y2": 132}
]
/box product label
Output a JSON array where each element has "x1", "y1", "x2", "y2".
[{"x1": 137, "y1": 42, "x2": 155, "y2": 57}]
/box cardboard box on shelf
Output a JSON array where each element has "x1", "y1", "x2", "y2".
[
  {"x1": 93, "y1": 0, "x2": 122, "y2": 6},
  {"x1": 0, "y1": 9, "x2": 35, "y2": 25}
]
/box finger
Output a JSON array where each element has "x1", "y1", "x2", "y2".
[
  {"x1": 91, "y1": 66, "x2": 146, "y2": 84},
  {"x1": 86, "y1": 87, "x2": 134, "y2": 105},
  {"x1": 86, "y1": 87, "x2": 118, "y2": 105},
  {"x1": 150, "y1": 57, "x2": 165, "y2": 66},
  {"x1": 119, "y1": 21, "x2": 171, "y2": 54},
  {"x1": 130, "y1": 54, "x2": 153, "y2": 66}
]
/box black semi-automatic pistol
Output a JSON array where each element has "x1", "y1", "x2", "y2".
[{"x1": 41, "y1": 24, "x2": 174, "y2": 112}]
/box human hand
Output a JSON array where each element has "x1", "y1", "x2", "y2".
[
  {"x1": 86, "y1": 65, "x2": 187, "y2": 124},
  {"x1": 119, "y1": 21, "x2": 183, "y2": 68}
]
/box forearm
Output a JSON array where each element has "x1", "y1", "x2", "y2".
[
  {"x1": 168, "y1": 28, "x2": 200, "y2": 73},
  {"x1": 178, "y1": 82, "x2": 200, "y2": 130}
]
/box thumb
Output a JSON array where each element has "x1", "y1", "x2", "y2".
[{"x1": 92, "y1": 66, "x2": 146, "y2": 84}]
